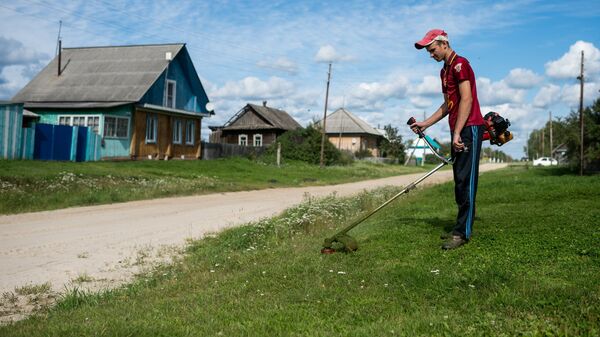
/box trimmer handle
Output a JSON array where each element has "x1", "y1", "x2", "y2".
[{"x1": 407, "y1": 117, "x2": 425, "y2": 138}]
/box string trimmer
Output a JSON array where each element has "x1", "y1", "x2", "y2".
[{"x1": 320, "y1": 113, "x2": 513, "y2": 254}]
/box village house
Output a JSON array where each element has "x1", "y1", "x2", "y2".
[
  {"x1": 316, "y1": 108, "x2": 384, "y2": 157},
  {"x1": 12, "y1": 43, "x2": 213, "y2": 160},
  {"x1": 209, "y1": 102, "x2": 301, "y2": 146}
]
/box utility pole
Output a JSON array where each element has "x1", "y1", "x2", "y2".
[
  {"x1": 577, "y1": 51, "x2": 585, "y2": 175},
  {"x1": 542, "y1": 128, "x2": 545, "y2": 157},
  {"x1": 549, "y1": 111, "x2": 553, "y2": 158},
  {"x1": 320, "y1": 62, "x2": 332, "y2": 168}
]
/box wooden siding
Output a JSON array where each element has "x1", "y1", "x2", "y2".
[
  {"x1": 327, "y1": 134, "x2": 380, "y2": 157},
  {"x1": 138, "y1": 48, "x2": 210, "y2": 115},
  {"x1": 221, "y1": 131, "x2": 278, "y2": 146},
  {"x1": 233, "y1": 109, "x2": 270, "y2": 128},
  {"x1": 0, "y1": 103, "x2": 24, "y2": 159},
  {"x1": 131, "y1": 108, "x2": 201, "y2": 159}
]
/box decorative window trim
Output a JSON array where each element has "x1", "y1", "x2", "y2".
[
  {"x1": 238, "y1": 134, "x2": 248, "y2": 146},
  {"x1": 253, "y1": 134, "x2": 263, "y2": 147},
  {"x1": 173, "y1": 118, "x2": 182, "y2": 144},
  {"x1": 57, "y1": 115, "x2": 101, "y2": 134},
  {"x1": 165, "y1": 80, "x2": 176, "y2": 109},
  {"x1": 145, "y1": 114, "x2": 158, "y2": 144},
  {"x1": 185, "y1": 120, "x2": 195, "y2": 145},
  {"x1": 103, "y1": 116, "x2": 130, "y2": 139}
]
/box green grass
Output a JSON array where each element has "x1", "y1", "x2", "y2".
[
  {"x1": 0, "y1": 158, "x2": 433, "y2": 214},
  {"x1": 1, "y1": 166, "x2": 598, "y2": 336}
]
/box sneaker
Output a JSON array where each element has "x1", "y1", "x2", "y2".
[
  {"x1": 440, "y1": 232, "x2": 454, "y2": 240},
  {"x1": 442, "y1": 236, "x2": 468, "y2": 250}
]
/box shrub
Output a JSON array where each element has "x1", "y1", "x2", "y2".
[
  {"x1": 265, "y1": 125, "x2": 348, "y2": 165},
  {"x1": 354, "y1": 149, "x2": 373, "y2": 159}
]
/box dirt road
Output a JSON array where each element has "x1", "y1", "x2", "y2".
[{"x1": 0, "y1": 163, "x2": 506, "y2": 314}]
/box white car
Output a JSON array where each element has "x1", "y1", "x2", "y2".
[{"x1": 533, "y1": 157, "x2": 558, "y2": 166}]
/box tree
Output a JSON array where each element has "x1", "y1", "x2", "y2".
[
  {"x1": 564, "y1": 97, "x2": 600, "y2": 171},
  {"x1": 266, "y1": 124, "x2": 349, "y2": 166},
  {"x1": 527, "y1": 97, "x2": 600, "y2": 171},
  {"x1": 379, "y1": 124, "x2": 405, "y2": 163}
]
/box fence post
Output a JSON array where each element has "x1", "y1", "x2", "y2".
[{"x1": 277, "y1": 142, "x2": 281, "y2": 167}]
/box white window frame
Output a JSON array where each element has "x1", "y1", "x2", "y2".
[
  {"x1": 172, "y1": 118, "x2": 182, "y2": 144},
  {"x1": 58, "y1": 115, "x2": 101, "y2": 134},
  {"x1": 253, "y1": 134, "x2": 263, "y2": 147},
  {"x1": 103, "y1": 116, "x2": 130, "y2": 139},
  {"x1": 185, "y1": 120, "x2": 195, "y2": 145},
  {"x1": 238, "y1": 134, "x2": 248, "y2": 146},
  {"x1": 146, "y1": 114, "x2": 158, "y2": 144},
  {"x1": 165, "y1": 80, "x2": 176, "y2": 109}
]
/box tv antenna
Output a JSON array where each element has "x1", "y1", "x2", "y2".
[{"x1": 55, "y1": 20, "x2": 62, "y2": 56}]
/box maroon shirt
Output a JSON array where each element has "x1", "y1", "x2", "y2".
[{"x1": 440, "y1": 51, "x2": 484, "y2": 131}]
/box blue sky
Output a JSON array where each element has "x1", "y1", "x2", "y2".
[{"x1": 1, "y1": 0, "x2": 599, "y2": 158}]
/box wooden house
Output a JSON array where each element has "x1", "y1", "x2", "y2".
[
  {"x1": 209, "y1": 102, "x2": 301, "y2": 146},
  {"x1": 12, "y1": 43, "x2": 213, "y2": 160},
  {"x1": 317, "y1": 108, "x2": 384, "y2": 156}
]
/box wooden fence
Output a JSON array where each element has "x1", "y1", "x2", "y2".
[{"x1": 201, "y1": 141, "x2": 267, "y2": 160}]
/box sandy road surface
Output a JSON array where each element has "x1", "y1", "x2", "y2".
[{"x1": 0, "y1": 164, "x2": 506, "y2": 303}]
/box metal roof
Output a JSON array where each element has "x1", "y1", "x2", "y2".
[
  {"x1": 12, "y1": 43, "x2": 185, "y2": 104},
  {"x1": 318, "y1": 108, "x2": 382, "y2": 136}
]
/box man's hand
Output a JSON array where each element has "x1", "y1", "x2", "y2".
[
  {"x1": 410, "y1": 121, "x2": 428, "y2": 134},
  {"x1": 452, "y1": 133, "x2": 465, "y2": 152}
]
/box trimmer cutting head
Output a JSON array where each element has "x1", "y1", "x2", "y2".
[{"x1": 321, "y1": 234, "x2": 359, "y2": 254}]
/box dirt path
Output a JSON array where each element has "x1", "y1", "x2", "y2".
[{"x1": 0, "y1": 163, "x2": 506, "y2": 321}]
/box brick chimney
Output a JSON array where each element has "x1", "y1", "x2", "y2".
[{"x1": 262, "y1": 101, "x2": 267, "y2": 107}]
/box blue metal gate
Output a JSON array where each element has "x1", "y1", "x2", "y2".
[{"x1": 33, "y1": 123, "x2": 95, "y2": 161}]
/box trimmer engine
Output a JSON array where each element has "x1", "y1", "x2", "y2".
[{"x1": 483, "y1": 111, "x2": 513, "y2": 146}]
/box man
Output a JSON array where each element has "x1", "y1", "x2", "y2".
[{"x1": 410, "y1": 29, "x2": 484, "y2": 250}]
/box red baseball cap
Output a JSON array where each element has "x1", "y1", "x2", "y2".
[{"x1": 415, "y1": 29, "x2": 448, "y2": 49}]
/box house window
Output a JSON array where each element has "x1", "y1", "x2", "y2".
[
  {"x1": 72, "y1": 116, "x2": 86, "y2": 126},
  {"x1": 103, "y1": 116, "x2": 129, "y2": 138},
  {"x1": 58, "y1": 116, "x2": 71, "y2": 125},
  {"x1": 185, "y1": 120, "x2": 195, "y2": 145},
  {"x1": 146, "y1": 114, "x2": 158, "y2": 143},
  {"x1": 58, "y1": 115, "x2": 100, "y2": 134},
  {"x1": 173, "y1": 118, "x2": 182, "y2": 144},
  {"x1": 165, "y1": 80, "x2": 176, "y2": 108},
  {"x1": 87, "y1": 116, "x2": 100, "y2": 134},
  {"x1": 253, "y1": 134, "x2": 263, "y2": 147},
  {"x1": 239, "y1": 134, "x2": 248, "y2": 146}
]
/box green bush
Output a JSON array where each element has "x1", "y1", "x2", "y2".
[
  {"x1": 338, "y1": 150, "x2": 355, "y2": 166},
  {"x1": 354, "y1": 149, "x2": 373, "y2": 159},
  {"x1": 266, "y1": 125, "x2": 348, "y2": 165}
]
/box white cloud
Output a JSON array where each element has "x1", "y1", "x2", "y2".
[
  {"x1": 560, "y1": 81, "x2": 600, "y2": 108},
  {"x1": 210, "y1": 76, "x2": 295, "y2": 100},
  {"x1": 545, "y1": 41, "x2": 600, "y2": 80},
  {"x1": 409, "y1": 96, "x2": 433, "y2": 109},
  {"x1": 256, "y1": 57, "x2": 298, "y2": 75},
  {"x1": 314, "y1": 45, "x2": 353, "y2": 63},
  {"x1": 477, "y1": 77, "x2": 526, "y2": 105},
  {"x1": 504, "y1": 68, "x2": 543, "y2": 89},
  {"x1": 408, "y1": 75, "x2": 440, "y2": 96},
  {"x1": 533, "y1": 84, "x2": 561, "y2": 108},
  {"x1": 0, "y1": 36, "x2": 48, "y2": 67},
  {"x1": 352, "y1": 77, "x2": 409, "y2": 101}
]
